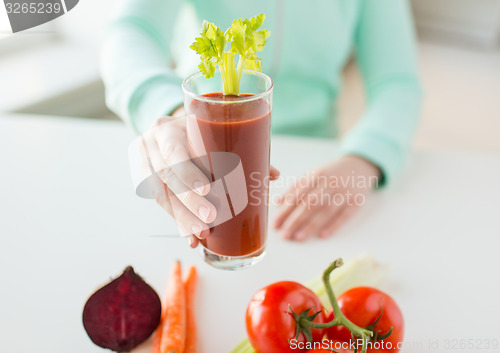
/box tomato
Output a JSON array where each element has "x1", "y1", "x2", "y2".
[
  {"x1": 246, "y1": 281, "x2": 326, "y2": 353},
  {"x1": 326, "y1": 287, "x2": 404, "y2": 352}
]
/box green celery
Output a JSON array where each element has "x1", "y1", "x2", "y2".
[{"x1": 190, "y1": 14, "x2": 270, "y2": 96}]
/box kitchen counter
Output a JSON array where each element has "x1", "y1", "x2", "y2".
[{"x1": 0, "y1": 114, "x2": 499, "y2": 353}]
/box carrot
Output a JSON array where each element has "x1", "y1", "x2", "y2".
[
  {"x1": 159, "y1": 261, "x2": 186, "y2": 353},
  {"x1": 151, "y1": 298, "x2": 167, "y2": 353},
  {"x1": 183, "y1": 266, "x2": 198, "y2": 353},
  {"x1": 152, "y1": 320, "x2": 163, "y2": 353}
]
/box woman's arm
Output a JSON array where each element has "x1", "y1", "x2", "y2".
[
  {"x1": 101, "y1": 0, "x2": 185, "y2": 134},
  {"x1": 339, "y1": 0, "x2": 423, "y2": 186}
]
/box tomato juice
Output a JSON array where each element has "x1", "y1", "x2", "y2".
[{"x1": 187, "y1": 93, "x2": 271, "y2": 257}]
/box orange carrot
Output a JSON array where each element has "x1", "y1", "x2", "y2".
[
  {"x1": 151, "y1": 299, "x2": 167, "y2": 353},
  {"x1": 160, "y1": 261, "x2": 186, "y2": 353},
  {"x1": 152, "y1": 321, "x2": 163, "y2": 353},
  {"x1": 183, "y1": 266, "x2": 198, "y2": 353}
]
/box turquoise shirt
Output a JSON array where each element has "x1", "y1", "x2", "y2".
[{"x1": 101, "y1": 0, "x2": 422, "y2": 185}]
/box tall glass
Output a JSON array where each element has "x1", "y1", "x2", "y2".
[{"x1": 182, "y1": 69, "x2": 273, "y2": 270}]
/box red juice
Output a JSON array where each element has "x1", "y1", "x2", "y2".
[{"x1": 187, "y1": 93, "x2": 271, "y2": 257}]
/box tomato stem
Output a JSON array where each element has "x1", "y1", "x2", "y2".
[{"x1": 297, "y1": 258, "x2": 373, "y2": 353}]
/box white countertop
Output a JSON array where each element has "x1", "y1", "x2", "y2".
[{"x1": 0, "y1": 114, "x2": 499, "y2": 353}]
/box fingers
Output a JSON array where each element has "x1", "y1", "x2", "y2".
[
  {"x1": 158, "y1": 169, "x2": 216, "y2": 224},
  {"x1": 278, "y1": 187, "x2": 345, "y2": 241},
  {"x1": 156, "y1": 186, "x2": 210, "y2": 240},
  {"x1": 140, "y1": 130, "x2": 167, "y2": 174},
  {"x1": 318, "y1": 205, "x2": 359, "y2": 238},
  {"x1": 277, "y1": 187, "x2": 325, "y2": 238},
  {"x1": 187, "y1": 235, "x2": 200, "y2": 248},
  {"x1": 154, "y1": 120, "x2": 211, "y2": 196},
  {"x1": 142, "y1": 117, "x2": 217, "y2": 245},
  {"x1": 289, "y1": 203, "x2": 345, "y2": 241},
  {"x1": 276, "y1": 198, "x2": 357, "y2": 241},
  {"x1": 273, "y1": 174, "x2": 315, "y2": 228},
  {"x1": 291, "y1": 210, "x2": 327, "y2": 242},
  {"x1": 273, "y1": 158, "x2": 375, "y2": 242},
  {"x1": 152, "y1": 122, "x2": 216, "y2": 224},
  {"x1": 278, "y1": 202, "x2": 315, "y2": 241},
  {"x1": 270, "y1": 165, "x2": 280, "y2": 181}
]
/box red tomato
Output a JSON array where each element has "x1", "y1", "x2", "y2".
[
  {"x1": 326, "y1": 287, "x2": 404, "y2": 353},
  {"x1": 246, "y1": 281, "x2": 326, "y2": 353}
]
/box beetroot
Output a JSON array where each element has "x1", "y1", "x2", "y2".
[{"x1": 82, "y1": 266, "x2": 161, "y2": 352}]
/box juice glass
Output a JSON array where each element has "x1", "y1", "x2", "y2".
[{"x1": 182, "y1": 69, "x2": 273, "y2": 270}]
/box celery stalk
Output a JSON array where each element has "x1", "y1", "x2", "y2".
[
  {"x1": 229, "y1": 254, "x2": 389, "y2": 353},
  {"x1": 190, "y1": 14, "x2": 270, "y2": 96},
  {"x1": 308, "y1": 253, "x2": 389, "y2": 307}
]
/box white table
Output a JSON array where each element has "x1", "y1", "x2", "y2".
[{"x1": 0, "y1": 114, "x2": 499, "y2": 353}]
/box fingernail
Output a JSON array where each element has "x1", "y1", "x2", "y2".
[
  {"x1": 198, "y1": 206, "x2": 210, "y2": 221},
  {"x1": 192, "y1": 224, "x2": 202, "y2": 237},
  {"x1": 295, "y1": 231, "x2": 305, "y2": 240},
  {"x1": 193, "y1": 181, "x2": 205, "y2": 195},
  {"x1": 199, "y1": 229, "x2": 209, "y2": 239},
  {"x1": 188, "y1": 237, "x2": 193, "y2": 246}
]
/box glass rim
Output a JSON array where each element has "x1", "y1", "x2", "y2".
[{"x1": 182, "y1": 69, "x2": 274, "y2": 104}]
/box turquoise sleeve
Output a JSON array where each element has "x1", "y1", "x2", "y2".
[
  {"x1": 100, "y1": 0, "x2": 185, "y2": 134},
  {"x1": 339, "y1": 0, "x2": 423, "y2": 186}
]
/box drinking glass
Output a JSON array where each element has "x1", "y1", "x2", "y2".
[{"x1": 182, "y1": 69, "x2": 273, "y2": 270}]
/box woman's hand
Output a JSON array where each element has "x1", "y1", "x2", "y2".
[
  {"x1": 140, "y1": 109, "x2": 280, "y2": 249},
  {"x1": 273, "y1": 155, "x2": 381, "y2": 241},
  {"x1": 140, "y1": 114, "x2": 217, "y2": 248}
]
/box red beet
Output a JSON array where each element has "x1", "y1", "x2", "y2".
[{"x1": 82, "y1": 266, "x2": 161, "y2": 352}]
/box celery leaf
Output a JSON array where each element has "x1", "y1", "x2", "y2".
[{"x1": 190, "y1": 14, "x2": 270, "y2": 95}]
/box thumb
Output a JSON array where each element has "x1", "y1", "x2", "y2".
[{"x1": 270, "y1": 165, "x2": 280, "y2": 181}]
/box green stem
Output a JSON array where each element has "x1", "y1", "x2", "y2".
[
  {"x1": 235, "y1": 55, "x2": 245, "y2": 95},
  {"x1": 222, "y1": 52, "x2": 237, "y2": 95},
  {"x1": 300, "y1": 259, "x2": 373, "y2": 353},
  {"x1": 220, "y1": 62, "x2": 228, "y2": 95}
]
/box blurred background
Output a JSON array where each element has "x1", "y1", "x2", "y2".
[{"x1": 1, "y1": 0, "x2": 499, "y2": 152}]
